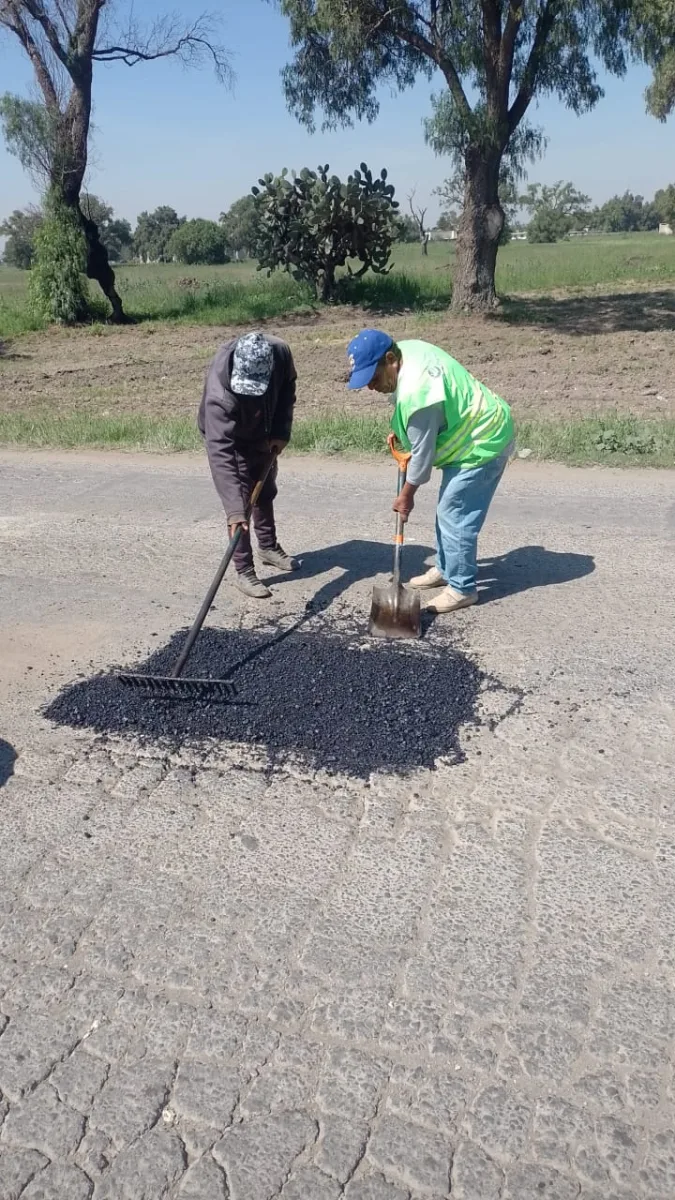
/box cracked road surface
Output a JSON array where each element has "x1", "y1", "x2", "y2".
[{"x1": 1, "y1": 449, "x2": 675, "y2": 1200}]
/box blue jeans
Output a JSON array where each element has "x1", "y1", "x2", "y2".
[{"x1": 435, "y1": 443, "x2": 513, "y2": 595}]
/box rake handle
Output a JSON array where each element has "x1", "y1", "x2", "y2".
[{"x1": 171, "y1": 452, "x2": 277, "y2": 681}]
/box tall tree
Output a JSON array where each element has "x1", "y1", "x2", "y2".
[
  {"x1": 0, "y1": 3, "x2": 230, "y2": 320},
  {"x1": 272, "y1": 1, "x2": 634, "y2": 312}
]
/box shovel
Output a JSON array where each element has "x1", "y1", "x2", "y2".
[
  {"x1": 117, "y1": 452, "x2": 277, "y2": 701},
  {"x1": 368, "y1": 461, "x2": 421, "y2": 640}
]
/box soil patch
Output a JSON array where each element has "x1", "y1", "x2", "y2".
[{"x1": 2, "y1": 289, "x2": 674, "y2": 424}]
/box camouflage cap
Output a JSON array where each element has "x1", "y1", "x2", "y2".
[{"x1": 230, "y1": 332, "x2": 274, "y2": 397}]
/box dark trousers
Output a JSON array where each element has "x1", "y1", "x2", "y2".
[{"x1": 231, "y1": 447, "x2": 278, "y2": 572}]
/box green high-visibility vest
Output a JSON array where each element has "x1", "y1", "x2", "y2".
[{"x1": 390, "y1": 340, "x2": 513, "y2": 469}]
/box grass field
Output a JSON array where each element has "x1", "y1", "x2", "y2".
[
  {"x1": 1, "y1": 410, "x2": 674, "y2": 468},
  {"x1": 2, "y1": 232, "x2": 674, "y2": 467},
  {"x1": 2, "y1": 233, "x2": 675, "y2": 337}
]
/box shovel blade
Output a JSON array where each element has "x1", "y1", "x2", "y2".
[
  {"x1": 117, "y1": 674, "x2": 237, "y2": 702},
  {"x1": 368, "y1": 583, "x2": 421, "y2": 640}
]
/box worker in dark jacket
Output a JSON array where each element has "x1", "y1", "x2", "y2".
[{"x1": 198, "y1": 331, "x2": 299, "y2": 598}]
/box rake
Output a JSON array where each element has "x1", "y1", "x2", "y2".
[{"x1": 117, "y1": 453, "x2": 277, "y2": 701}]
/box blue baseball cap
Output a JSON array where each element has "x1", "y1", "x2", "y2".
[{"x1": 346, "y1": 329, "x2": 394, "y2": 390}]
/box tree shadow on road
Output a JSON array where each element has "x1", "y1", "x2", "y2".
[
  {"x1": 0, "y1": 739, "x2": 17, "y2": 788},
  {"x1": 497, "y1": 289, "x2": 675, "y2": 335},
  {"x1": 478, "y1": 545, "x2": 595, "y2": 601}
]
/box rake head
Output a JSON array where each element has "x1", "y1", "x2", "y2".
[{"x1": 117, "y1": 673, "x2": 237, "y2": 702}]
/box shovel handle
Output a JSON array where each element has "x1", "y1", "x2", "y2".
[
  {"x1": 392, "y1": 465, "x2": 406, "y2": 589},
  {"x1": 171, "y1": 451, "x2": 277, "y2": 680}
]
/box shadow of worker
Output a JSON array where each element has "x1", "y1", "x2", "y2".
[
  {"x1": 0, "y1": 739, "x2": 17, "y2": 788},
  {"x1": 270, "y1": 538, "x2": 436, "y2": 614},
  {"x1": 478, "y1": 545, "x2": 595, "y2": 602}
]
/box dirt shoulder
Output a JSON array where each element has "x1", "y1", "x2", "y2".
[{"x1": 1, "y1": 286, "x2": 674, "y2": 423}]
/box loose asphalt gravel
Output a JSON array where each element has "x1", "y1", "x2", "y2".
[{"x1": 44, "y1": 620, "x2": 492, "y2": 777}]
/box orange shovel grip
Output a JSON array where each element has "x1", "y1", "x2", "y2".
[{"x1": 387, "y1": 432, "x2": 411, "y2": 469}]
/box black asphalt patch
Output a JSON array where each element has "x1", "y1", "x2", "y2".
[{"x1": 45, "y1": 623, "x2": 489, "y2": 777}]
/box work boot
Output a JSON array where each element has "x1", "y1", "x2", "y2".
[
  {"x1": 408, "y1": 566, "x2": 445, "y2": 589},
  {"x1": 259, "y1": 543, "x2": 299, "y2": 572},
  {"x1": 426, "y1": 586, "x2": 478, "y2": 614},
  {"x1": 234, "y1": 568, "x2": 272, "y2": 599}
]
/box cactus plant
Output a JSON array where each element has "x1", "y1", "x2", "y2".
[{"x1": 251, "y1": 163, "x2": 399, "y2": 301}]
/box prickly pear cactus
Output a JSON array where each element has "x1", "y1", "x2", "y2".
[{"x1": 251, "y1": 162, "x2": 399, "y2": 300}]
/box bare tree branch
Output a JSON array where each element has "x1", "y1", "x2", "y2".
[
  {"x1": 13, "y1": 0, "x2": 73, "y2": 70},
  {"x1": 508, "y1": 0, "x2": 563, "y2": 134},
  {"x1": 480, "y1": 0, "x2": 502, "y2": 115},
  {"x1": 498, "y1": 1, "x2": 522, "y2": 106},
  {"x1": 0, "y1": 3, "x2": 61, "y2": 107},
  {"x1": 400, "y1": 23, "x2": 472, "y2": 123},
  {"x1": 408, "y1": 187, "x2": 429, "y2": 252},
  {"x1": 93, "y1": 12, "x2": 232, "y2": 84},
  {"x1": 52, "y1": 0, "x2": 74, "y2": 40}
]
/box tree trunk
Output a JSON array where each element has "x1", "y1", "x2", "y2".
[
  {"x1": 78, "y1": 206, "x2": 127, "y2": 322},
  {"x1": 316, "y1": 265, "x2": 335, "y2": 302},
  {"x1": 452, "y1": 148, "x2": 504, "y2": 313}
]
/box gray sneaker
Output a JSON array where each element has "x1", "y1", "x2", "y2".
[
  {"x1": 234, "y1": 568, "x2": 272, "y2": 599},
  {"x1": 259, "y1": 543, "x2": 299, "y2": 572}
]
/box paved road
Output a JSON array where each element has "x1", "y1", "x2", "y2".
[{"x1": 1, "y1": 450, "x2": 675, "y2": 1200}]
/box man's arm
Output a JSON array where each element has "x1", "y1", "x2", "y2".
[
  {"x1": 406, "y1": 403, "x2": 445, "y2": 485},
  {"x1": 269, "y1": 345, "x2": 297, "y2": 446},
  {"x1": 393, "y1": 402, "x2": 445, "y2": 520},
  {"x1": 202, "y1": 382, "x2": 247, "y2": 527}
]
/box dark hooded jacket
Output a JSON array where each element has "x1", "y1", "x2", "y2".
[{"x1": 198, "y1": 335, "x2": 296, "y2": 521}]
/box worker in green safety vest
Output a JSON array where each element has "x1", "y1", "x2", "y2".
[{"x1": 346, "y1": 329, "x2": 515, "y2": 614}]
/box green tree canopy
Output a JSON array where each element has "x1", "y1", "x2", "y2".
[
  {"x1": 219, "y1": 195, "x2": 259, "y2": 255},
  {"x1": 655, "y1": 184, "x2": 675, "y2": 227},
  {"x1": 631, "y1": 0, "x2": 675, "y2": 120},
  {"x1": 133, "y1": 207, "x2": 185, "y2": 262},
  {"x1": 522, "y1": 181, "x2": 591, "y2": 242},
  {"x1": 0, "y1": 206, "x2": 43, "y2": 268},
  {"x1": 589, "y1": 191, "x2": 660, "y2": 233},
  {"x1": 167, "y1": 218, "x2": 230, "y2": 265},
  {"x1": 272, "y1": 0, "x2": 635, "y2": 311}
]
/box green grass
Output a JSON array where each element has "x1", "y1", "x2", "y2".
[
  {"x1": 1, "y1": 409, "x2": 673, "y2": 467},
  {"x1": 516, "y1": 415, "x2": 675, "y2": 467},
  {"x1": 2, "y1": 233, "x2": 674, "y2": 337}
]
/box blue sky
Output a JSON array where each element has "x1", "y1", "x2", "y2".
[{"x1": 1, "y1": 0, "x2": 673, "y2": 226}]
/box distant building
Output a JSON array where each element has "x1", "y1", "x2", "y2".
[
  {"x1": 659, "y1": 223, "x2": 673, "y2": 236},
  {"x1": 430, "y1": 228, "x2": 457, "y2": 241}
]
